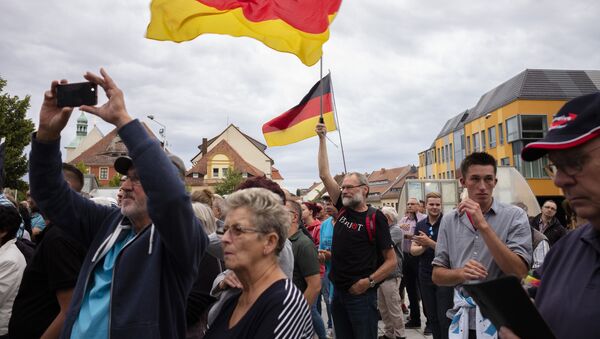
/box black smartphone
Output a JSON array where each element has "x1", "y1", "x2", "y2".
[{"x1": 56, "y1": 82, "x2": 98, "y2": 108}]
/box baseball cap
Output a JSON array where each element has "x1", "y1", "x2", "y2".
[
  {"x1": 521, "y1": 92, "x2": 600, "y2": 161},
  {"x1": 114, "y1": 154, "x2": 186, "y2": 179}
]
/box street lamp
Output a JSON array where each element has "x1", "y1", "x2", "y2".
[{"x1": 147, "y1": 115, "x2": 167, "y2": 150}]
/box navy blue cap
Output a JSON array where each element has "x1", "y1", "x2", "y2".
[{"x1": 521, "y1": 92, "x2": 600, "y2": 161}]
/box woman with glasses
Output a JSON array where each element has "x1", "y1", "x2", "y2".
[{"x1": 204, "y1": 188, "x2": 313, "y2": 338}]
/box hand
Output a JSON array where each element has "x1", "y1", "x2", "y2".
[
  {"x1": 461, "y1": 259, "x2": 488, "y2": 282},
  {"x1": 458, "y1": 198, "x2": 486, "y2": 230},
  {"x1": 349, "y1": 278, "x2": 370, "y2": 295},
  {"x1": 318, "y1": 249, "x2": 331, "y2": 263},
  {"x1": 219, "y1": 271, "x2": 243, "y2": 290},
  {"x1": 315, "y1": 123, "x2": 327, "y2": 139},
  {"x1": 413, "y1": 231, "x2": 434, "y2": 248},
  {"x1": 80, "y1": 68, "x2": 132, "y2": 128},
  {"x1": 499, "y1": 326, "x2": 520, "y2": 339},
  {"x1": 37, "y1": 80, "x2": 74, "y2": 141}
]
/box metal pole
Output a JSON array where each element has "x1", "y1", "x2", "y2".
[
  {"x1": 319, "y1": 57, "x2": 324, "y2": 122},
  {"x1": 329, "y1": 70, "x2": 347, "y2": 173}
]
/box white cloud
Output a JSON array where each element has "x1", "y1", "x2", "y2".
[{"x1": 2, "y1": 0, "x2": 600, "y2": 191}]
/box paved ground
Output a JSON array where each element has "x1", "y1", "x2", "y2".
[{"x1": 319, "y1": 299, "x2": 431, "y2": 339}]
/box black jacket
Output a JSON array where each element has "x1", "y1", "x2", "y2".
[{"x1": 531, "y1": 214, "x2": 566, "y2": 246}]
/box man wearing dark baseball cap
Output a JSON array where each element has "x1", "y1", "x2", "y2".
[
  {"x1": 28, "y1": 69, "x2": 207, "y2": 339},
  {"x1": 502, "y1": 92, "x2": 600, "y2": 339}
]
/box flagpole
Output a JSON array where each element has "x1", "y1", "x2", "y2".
[
  {"x1": 329, "y1": 70, "x2": 348, "y2": 173},
  {"x1": 319, "y1": 58, "x2": 324, "y2": 122}
]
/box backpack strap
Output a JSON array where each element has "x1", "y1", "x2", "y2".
[
  {"x1": 365, "y1": 207, "x2": 377, "y2": 244},
  {"x1": 334, "y1": 207, "x2": 347, "y2": 224}
]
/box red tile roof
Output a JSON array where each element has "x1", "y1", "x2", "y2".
[{"x1": 70, "y1": 122, "x2": 157, "y2": 167}]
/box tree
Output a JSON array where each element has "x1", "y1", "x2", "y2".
[
  {"x1": 0, "y1": 77, "x2": 35, "y2": 191},
  {"x1": 108, "y1": 173, "x2": 123, "y2": 187},
  {"x1": 215, "y1": 169, "x2": 244, "y2": 196},
  {"x1": 75, "y1": 161, "x2": 89, "y2": 174}
]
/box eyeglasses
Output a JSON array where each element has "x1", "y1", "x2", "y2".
[
  {"x1": 546, "y1": 143, "x2": 600, "y2": 178},
  {"x1": 223, "y1": 224, "x2": 264, "y2": 237},
  {"x1": 340, "y1": 184, "x2": 366, "y2": 191},
  {"x1": 121, "y1": 175, "x2": 142, "y2": 186}
]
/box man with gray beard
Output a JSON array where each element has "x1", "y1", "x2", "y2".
[
  {"x1": 27, "y1": 69, "x2": 206, "y2": 338},
  {"x1": 316, "y1": 123, "x2": 397, "y2": 339}
]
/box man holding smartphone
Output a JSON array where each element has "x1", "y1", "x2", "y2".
[{"x1": 28, "y1": 69, "x2": 206, "y2": 338}]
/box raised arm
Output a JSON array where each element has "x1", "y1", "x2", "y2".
[
  {"x1": 81, "y1": 69, "x2": 206, "y2": 271},
  {"x1": 316, "y1": 123, "x2": 340, "y2": 202},
  {"x1": 31, "y1": 79, "x2": 112, "y2": 246}
]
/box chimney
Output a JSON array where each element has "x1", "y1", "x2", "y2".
[{"x1": 201, "y1": 138, "x2": 208, "y2": 155}]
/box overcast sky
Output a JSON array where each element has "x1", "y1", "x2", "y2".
[{"x1": 2, "y1": 0, "x2": 600, "y2": 191}]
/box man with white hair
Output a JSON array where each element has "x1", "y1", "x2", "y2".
[{"x1": 317, "y1": 123, "x2": 397, "y2": 339}]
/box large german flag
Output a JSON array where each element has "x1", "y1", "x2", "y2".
[
  {"x1": 146, "y1": 0, "x2": 342, "y2": 66},
  {"x1": 262, "y1": 75, "x2": 336, "y2": 147}
]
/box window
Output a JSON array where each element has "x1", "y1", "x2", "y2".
[
  {"x1": 99, "y1": 167, "x2": 109, "y2": 180},
  {"x1": 438, "y1": 149, "x2": 441, "y2": 163},
  {"x1": 466, "y1": 136, "x2": 471, "y2": 154},
  {"x1": 451, "y1": 170, "x2": 455, "y2": 178},
  {"x1": 222, "y1": 167, "x2": 229, "y2": 177},
  {"x1": 481, "y1": 131, "x2": 486, "y2": 151},
  {"x1": 521, "y1": 115, "x2": 547, "y2": 139},
  {"x1": 488, "y1": 126, "x2": 497, "y2": 148},
  {"x1": 506, "y1": 115, "x2": 548, "y2": 142},
  {"x1": 473, "y1": 133, "x2": 480, "y2": 152},
  {"x1": 441, "y1": 147, "x2": 445, "y2": 162},
  {"x1": 501, "y1": 157, "x2": 510, "y2": 166},
  {"x1": 498, "y1": 123, "x2": 504, "y2": 145},
  {"x1": 506, "y1": 116, "x2": 520, "y2": 142},
  {"x1": 192, "y1": 173, "x2": 199, "y2": 178},
  {"x1": 449, "y1": 143, "x2": 453, "y2": 161},
  {"x1": 213, "y1": 168, "x2": 219, "y2": 177}
]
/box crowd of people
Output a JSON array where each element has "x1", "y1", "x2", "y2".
[{"x1": 0, "y1": 69, "x2": 599, "y2": 339}]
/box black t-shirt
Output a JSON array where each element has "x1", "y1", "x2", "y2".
[
  {"x1": 204, "y1": 279, "x2": 313, "y2": 339},
  {"x1": 330, "y1": 198, "x2": 394, "y2": 291},
  {"x1": 415, "y1": 215, "x2": 442, "y2": 282},
  {"x1": 9, "y1": 224, "x2": 86, "y2": 339},
  {"x1": 186, "y1": 253, "x2": 222, "y2": 326}
]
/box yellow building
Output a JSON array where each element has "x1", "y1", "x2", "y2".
[{"x1": 418, "y1": 69, "x2": 600, "y2": 200}]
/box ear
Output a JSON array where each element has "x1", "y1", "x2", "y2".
[
  {"x1": 459, "y1": 177, "x2": 466, "y2": 187},
  {"x1": 263, "y1": 232, "x2": 280, "y2": 256}
]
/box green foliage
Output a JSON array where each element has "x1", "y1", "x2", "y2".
[
  {"x1": 215, "y1": 168, "x2": 244, "y2": 196},
  {"x1": 108, "y1": 173, "x2": 122, "y2": 187},
  {"x1": 0, "y1": 77, "x2": 35, "y2": 191},
  {"x1": 75, "y1": 161, "x2": 89, "y2": 175}
]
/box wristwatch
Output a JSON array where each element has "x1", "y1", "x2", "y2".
[{"x1": 368, "y1": 276, "x2": 376, "y2": 288}]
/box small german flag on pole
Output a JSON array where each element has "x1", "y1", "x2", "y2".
[{"x1": 262, "y1": 74, "x2": 336, "y2": 147}]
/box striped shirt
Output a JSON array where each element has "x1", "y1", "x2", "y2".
[{"x1": 205, "y1": 279, "x2": 313, "y2": 339}]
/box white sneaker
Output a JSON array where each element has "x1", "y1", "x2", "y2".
[{"x1": 326, "y1": 328, "x2": 334, "y2": 338}]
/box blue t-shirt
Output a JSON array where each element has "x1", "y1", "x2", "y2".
[
  {"x1": 31, "y1": 212, "x2": 46, "y2": 231},
  {"x1": 319, "y1": 217, "x2": 334, "y2": 272},
  {"x1": 71, "y1": 229, "x2": 135, "y2": 339}
]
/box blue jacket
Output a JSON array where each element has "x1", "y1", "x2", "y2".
[{"x1": 29, "y1": 120, "x2": 207, "y2": 339}]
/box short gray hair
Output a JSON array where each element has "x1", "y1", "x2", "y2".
[
  {"x1": 225, "y1": 188, "x2": 289, "y2": 254},
  {"x1": 192, "y1": 202, "x2": 217, "y2": 234},
  {"x1": 345, "y1": 172, "x2": 369, "y2": 186},
  {"x1": 381, "y1": 206, "x2": 398, "y2": 225}
]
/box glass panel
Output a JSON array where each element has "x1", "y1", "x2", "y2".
[
  {"x1": 506, "y1": 116, "x2": 520, "y2": 142},
  {"x1": 425, "y1": 182, "x2": 440, "y2": 195},
  {"x1": 499, "y1": 123, "x2": 504, "y2": 144},
  {"x1": 407, "y1": 182, "x2": 423, "y2": 201},
  {"x1": 441, "y1": 182, "x2": 458, "y2": 205}
]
